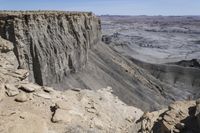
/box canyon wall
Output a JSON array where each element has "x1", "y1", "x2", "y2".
[
  {"x1": 0, "y1": 11, "x2": 170, "y2": 111},
  {"x1": 0, "y1": 11, "x2": 101, "y2": 86},
  {"x1": 1, "y1": 11, "x2": 199, "y2": 112}
]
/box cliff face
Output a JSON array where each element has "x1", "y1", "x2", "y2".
[{"x1": 0, "y1": 11, "x2": 101, "y2": 86}]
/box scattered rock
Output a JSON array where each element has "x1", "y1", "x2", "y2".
[
  {"x1": 14, "y1": 69, "x2": 29, "y2": 80},
  {"x1": 104, "y1": 86, "x2": 113, "y2": 93},
  {"x1": 19, "y1": 83, "x2": 41, "y2": 92},
  {"x1": 86, "y1": 108, "x2": 96, "y2": 113},
  {"x1": 125, "y1": 116, "x2": 136, "y2": 123},
  {"x1": 5, "y1": 84, "x2": 19, "y2": 97},
  {"x1": 52, "y1": 109, "x2": 72, "y2": 123},
  {"x1": 93, "y1": 117, "x2": 104, "y2": 130},
  {"x1": 34, "y1": 92, "x2": 51, "y2": 99},
  {"x1": 42, "y1": 86, "x2": 55, "y2": 93},
  {"x1": 15, "y1": 93, "x2": 28, "y2": 102},
  {"x1": 71, "y1": 88, "x2": 81, "y2": 92},
  {"x1": 55, "y1": 101, "x2": 70, "y2": 110}
]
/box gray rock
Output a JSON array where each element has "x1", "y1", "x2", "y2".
[
  {"x1": 0, "y1": 36, "x2": 13, "y2": 52},
  {"x1": 71, "y1": 88, "x2": 81, "y2": 92},
  {"x1": 51, "y1": 109, "x2": 80, "y2": 123},
  {"x1": 34, "y1": 92, "x2": 51, "y2": 99},
  {"x1": 19, "y1": 83, "x2": 41, "y2": 92},
  {"x1": 13, "y1": 69, "x2": 29, "y2": 80},
  {"x1": 42, "y1": 86, "x2": 55, "y2": 93},
  {"x1": 0, "y1": 11, "x2": 101, "y2": 87}
]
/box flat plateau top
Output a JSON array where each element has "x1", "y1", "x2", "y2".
[{"x1": 0, "y1": 10, "x2": 94, "y2": 16}]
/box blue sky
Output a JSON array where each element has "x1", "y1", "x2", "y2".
[{"x1": 0, "y1": 0, "x2": 199, "y2": 15}]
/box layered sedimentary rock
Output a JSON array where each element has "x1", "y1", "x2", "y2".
[{"x1": 0, "y1": 11, "x2": 101, "y2": 86}]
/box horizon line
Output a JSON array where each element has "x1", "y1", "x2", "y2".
[{"x1": 0, "y1": 10, "x2": 199, "y2": 17}]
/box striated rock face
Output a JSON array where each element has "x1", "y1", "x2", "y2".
[{"x1": 0, "y1": 11, "x2": 101, "y2": 86}]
